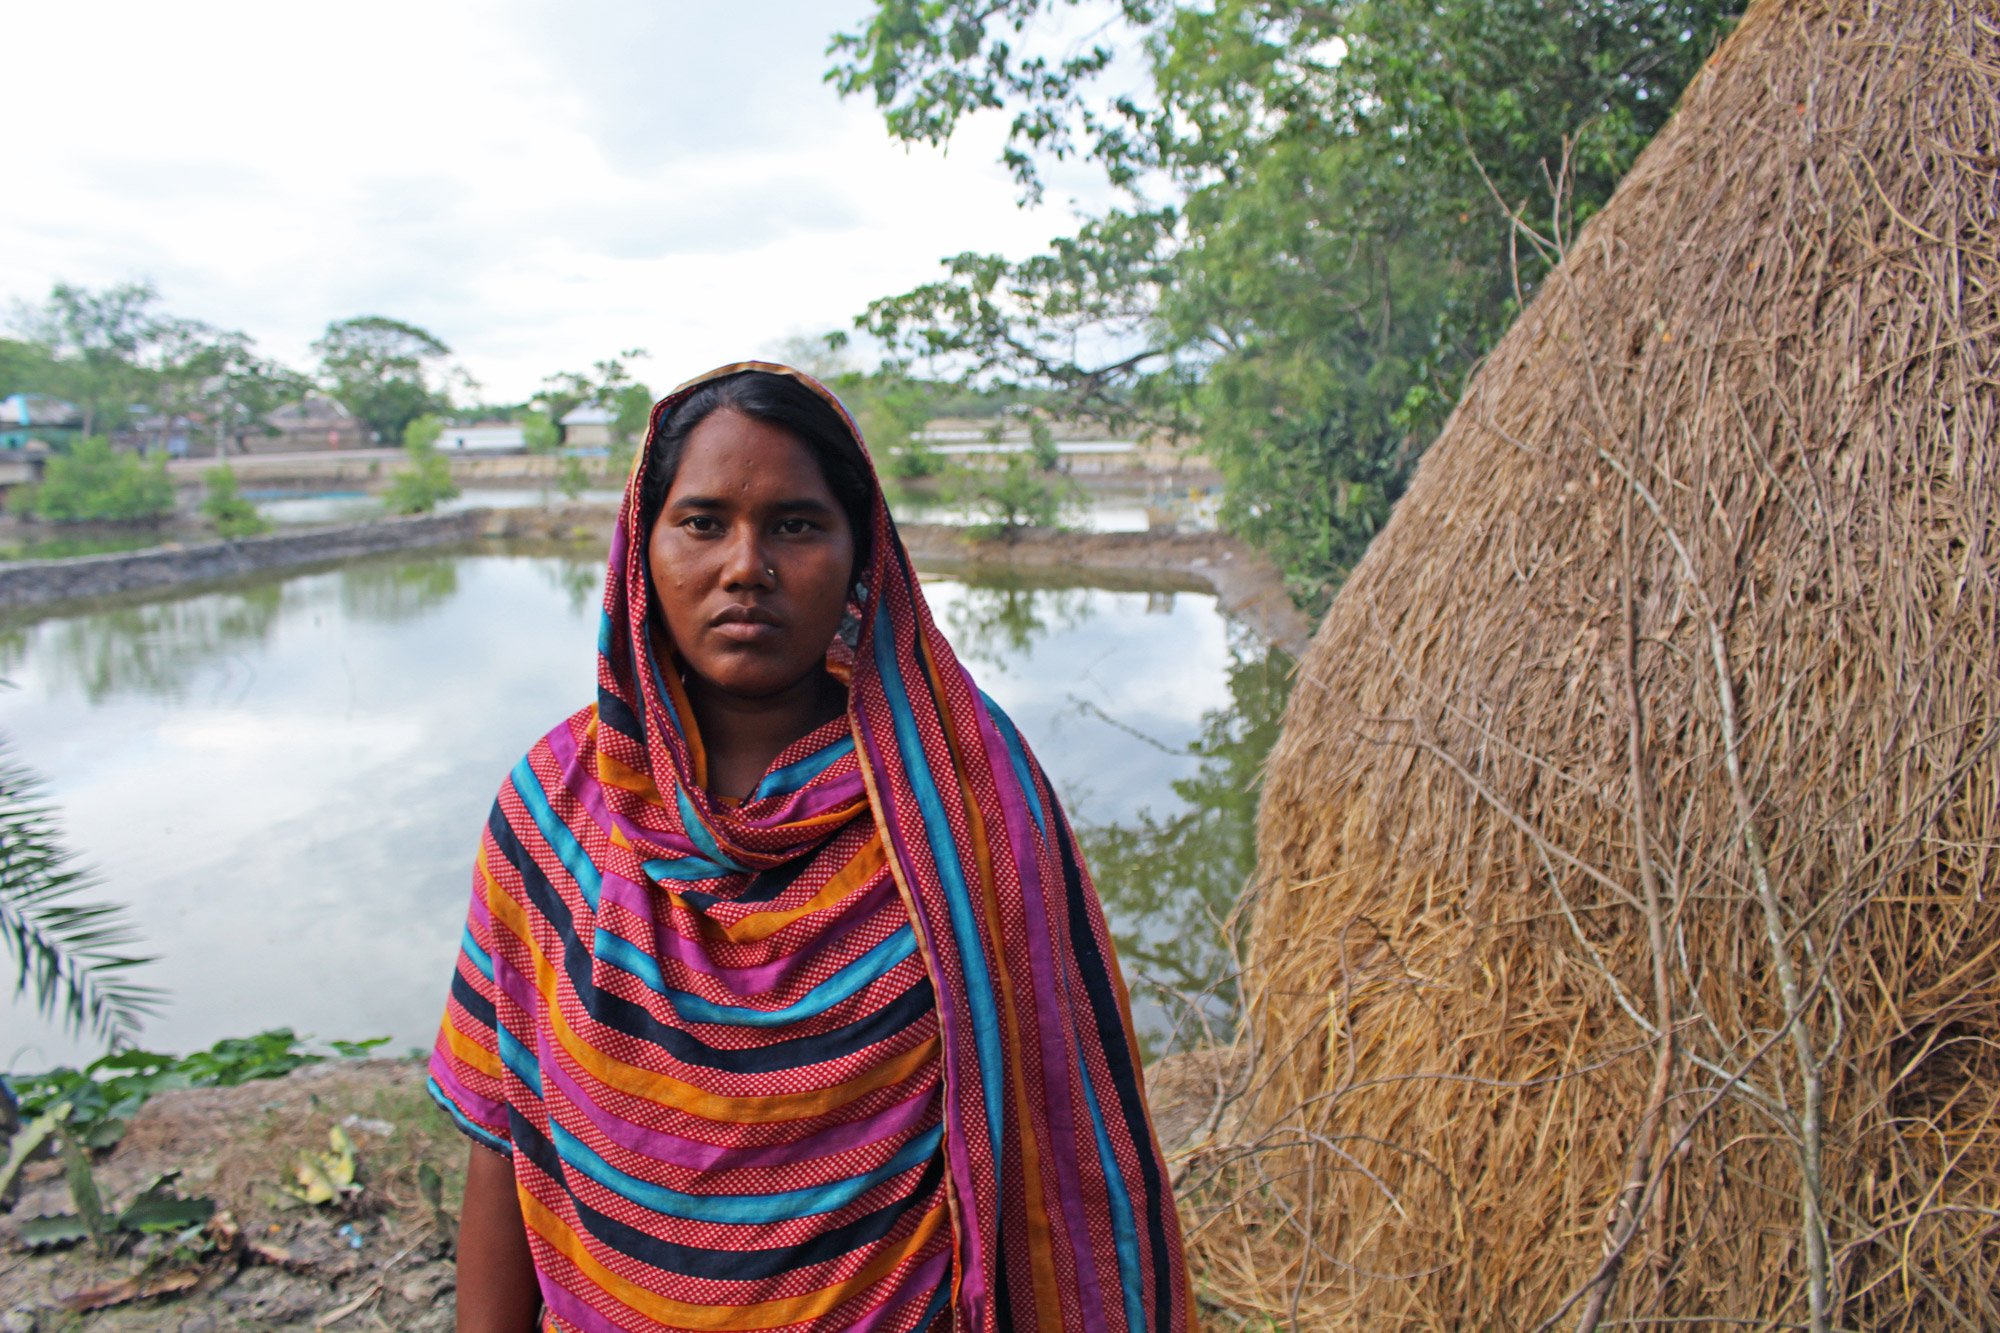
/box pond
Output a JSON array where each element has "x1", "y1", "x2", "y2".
[{"x1": 0, "y1": 545, "x2": 1288, "y2": 1070}]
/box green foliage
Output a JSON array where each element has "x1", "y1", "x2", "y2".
[
  {"x1": 8, "y1": 284, "x2": 307, "y2": 451},
  {"x1": 382, "y1": 440, "x2": 460, "y2": 515},
  {"x1": 9, "y1": 436, "x2": 174, "y2": 524},
  {"x1": 402, "y1": 412, "x2": 444, "y2": 449},
  {"x1": 557, "y1": 454, "x2": 590, "y2": 500},
  {"x1": 1082, "y1": 639, "x2": 1293, "y2": 1054},
  {"x1": 942, "y1": 451, "x2": 1078, "y2": 537},
  {"x1": 520, "y1": 409, "x2": 561, "y2": 455},
  {"x1": 835, "y1": 0, "x2": 1745, "y2": 608},
  {"x1": 534, "y1": 350, "x2": 652, "y2": 455},
  {"x1": 827, "y1": 365, "x2": 946, "y2": 478},
  {"x1": 0, "y1": 741, "x2": 157, "y2": 1049},
  {"x1": 313, "y1": 316, "x2": 452, "y2": 446},
  {"x1": 200, "y1": 464, "x2": 268, "y2": 539},
  {"x1": 8, "y1": 1029, "x2": 385, "y2": 1153}
]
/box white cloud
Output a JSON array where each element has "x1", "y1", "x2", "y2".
[{"x1": 1, "y1": 0, "x2": 1119, "y2": 401}]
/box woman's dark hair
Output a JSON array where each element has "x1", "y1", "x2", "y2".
[{"x1": 638, "y1": 371, "x2": 874, "y2": 576}]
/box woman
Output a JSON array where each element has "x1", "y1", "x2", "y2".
[{"x1": 430, "y1": 363, "x2": 1190, "y2": 1333}]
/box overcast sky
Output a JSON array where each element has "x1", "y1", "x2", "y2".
[{"x1": 4, "y1": 0, "x2": 1118, "y2": 403}]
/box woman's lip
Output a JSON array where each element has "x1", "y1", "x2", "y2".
[{"x1": 711, "y1": 620, "x2": 781, "y2": 643}]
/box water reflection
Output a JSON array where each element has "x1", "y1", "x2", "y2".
[
  {"x1": 0, "y1": 584, "x2": 286, "y2": 704},
  {"x1": 0, "y1": 551, "x2": 1278, "y2": 1066},
  {"x1": 339, "y1": 557, "x2": 461, "y2": 624},
  {"x1": 1081, "y1": 634, "x2": 1292, "y2": 1060},
  {"x1": 937, "y1": 572, "x2": 1095, "y2": 671}
]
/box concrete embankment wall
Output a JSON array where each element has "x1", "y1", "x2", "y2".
[
  {"x1": 0, "y1": 505, "x2": 1314, "y2": 656},
  {"x1": 0, "y1": 510, "x2": 496, "y2": 609}
]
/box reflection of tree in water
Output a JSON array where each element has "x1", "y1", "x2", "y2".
[
  {"x1": 338, "y1": 557, "x2": 460, "y2": 624},
  {"x1": 538, "y1": 558, "x2": 604, "y2": 618},
  {"x1": 1079, "y1": 631, "x2": 1293, "y2": 1060},
  {"x1": 939, "y1": 575, "x2": 1094, "y2": 671},
  {"x1": 16, "y1": 584, "x2": 287, "y2": 704}
]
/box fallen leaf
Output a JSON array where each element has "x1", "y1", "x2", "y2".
[{"x1": 61, "y1": 1267, "x2": 202, "y2": 1312}]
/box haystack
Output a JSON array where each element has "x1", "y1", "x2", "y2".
[{"x1": 1190, "y1": 1, "x2": 2000, "y2": 1327}]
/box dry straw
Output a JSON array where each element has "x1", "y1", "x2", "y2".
[{"x1": 1179, "y1": 0, "x2": 2000, "y2": 1328}]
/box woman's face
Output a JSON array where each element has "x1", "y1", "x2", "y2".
[{"x1": 647, "y1": 408, "x2": 857, "y2": 702}]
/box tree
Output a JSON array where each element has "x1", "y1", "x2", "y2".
[
  {"x1": 382, "y1": 440, "x2": 460, "y2": 514},
  {"x1": 9, "y1": 282, "x2": 173, "y2": 439},
  {"x1": 200, "y1": 465, "x2": 268, "y2": 538},
  {"x1": 9, "y1": 437, "x2": 174, "y2": 523},
  {"x1": 312, "y1": 317, "x2": 452, "y2": 445},
  {"x1": 833, "y1": 0, "x2": 1745, "y2": 608}
]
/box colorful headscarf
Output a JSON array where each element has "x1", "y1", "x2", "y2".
[{"x1": 431, "y1": 363, "x2": 1190, "y2": 1333}]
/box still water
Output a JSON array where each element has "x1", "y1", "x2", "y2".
[{"x1": 0, "y1": 547, "x2": 1286, "y2": 1069}]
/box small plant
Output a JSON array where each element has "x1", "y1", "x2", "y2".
[
  {"x1": 402, "y1": 413, "x2": 444, "y2": 449},
  {"x1": 7, "y1": 437, "x2": 173, "y2": 524},
  {"x1": 521, "y1": 409, "x2": 560, "y2": 454},
  {"x1": 383, "y1": 440, "x2": 460, "y2": 515},
  {"x1": 944, "y1": 451, "x2": 1080, "y2": 539},
  {"x1": 556, "y1": 453, "x2": 589, "y2": 500},
  {"x1": 282, "y1": 1124, "x2": 361, "y2": 1206},
  {"x1": 200, "y1": 464, "x2": 268, "y2": 538}
]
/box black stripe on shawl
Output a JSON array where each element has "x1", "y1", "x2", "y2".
[
  {"x1": 596, "y1": 684, "x2": 644, "y2": 748},
  {"x1": 487, "y1": 806, "x2": 938, "y2": 1076},
  {"x1": 521, "y1": 1116, "x2": 947, "y2": 1282},
  {"x1": 1052, "y1": 803, "x2": 1173, "y2": 1328},
  {"x1": 451, "y1": 968, "x2": 496, "y2": 1031},
  {"x1": 674, "y1": 851, "x2": 814, "y2": 911}
]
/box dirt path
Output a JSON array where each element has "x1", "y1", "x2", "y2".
[{"x1": 0, "y1": 1048, "x2": 1240, "y2": 1330}]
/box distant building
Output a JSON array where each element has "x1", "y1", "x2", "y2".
[
  {"x1": 437, "y1": 423, "x2": 527, "y2": 453},
  {"x1": 256, "y1": 394, "x2": 371, "y2": 453},
  {"x1": 559, "y1": 405, "x2": 613, "y2": 449},
  {"x1": 0, "y1": 393, "x2": 82, "y2": 451}
]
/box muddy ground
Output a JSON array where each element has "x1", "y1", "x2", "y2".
[{"x1": 0, "y1": 1050, "x2": 1238, "y2": 1331}]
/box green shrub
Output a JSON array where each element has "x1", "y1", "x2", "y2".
[
  {"x1": 200, "y1": 464, "x2": 268, "y2": 538},
  {"x1": 402, "y1": 412, "x2": 444, "y2": 449},
  {"x1": 556, "y1": 454, "x2": 589, "y2": 500},
  {"x1": 383, "y1": 440, "x2": 460, "y2": 515},
  {"x1": 521, "y1": 409, "x2": 560, "y2": 454},
  {"x1": 944, "y1": 452, "x2": 1079, "y2": 539},
  {"x1": 9, "y1": 437, "x2": 173, "y2": 524}
]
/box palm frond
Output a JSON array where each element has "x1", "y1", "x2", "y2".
[{"x1": 0, "y1": 741, "x2": 160, "y2": 1047}]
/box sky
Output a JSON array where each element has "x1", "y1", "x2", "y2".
[{"x1": 3, "y1": 0, "x2": 1122, "y2": 404}]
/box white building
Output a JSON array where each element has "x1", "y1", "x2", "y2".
[{"x1": 437, "y1": 424, "x2": 527, "y2": 453}]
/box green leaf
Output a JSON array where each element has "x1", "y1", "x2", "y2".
[
  {"x1": 57, "y1": 1126, "x2": 108, "y2": 1254},
  {"x1": 327, "y1": 1036, "x2": 392, "y2": 1058},
  {"x1": 116, "y1": 1173, "x2": 216, "y2": 1234},
  {"x1": 17, "y1": 1213, "x2": 91, "y2": 1248}
]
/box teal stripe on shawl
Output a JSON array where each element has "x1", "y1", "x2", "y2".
[
  {"x1": 497, "y1": 1024, "x2": 544, "y2": 1097},
  {"x1": 511, "y1": 757, "x2": 602, "y2": 910},
  {"x1": 981, "y1": 691, "x2": 1047, "y2": 835},
  {"x1": 461, "y1": 924, "x2": 495, "y2": 980},
  {"x1": 549, "y1": 1120, "x2": 943, "y2": 1224},
  {"x1": 428, "y1": 1076, "x2": 511, "y2": 1156},
  {"x1": 675, "y1": 783, "x2": 751, "y2": 874},
  {"x1": 1079, "y1": 1050, "x2": 1146, "y2": 1333},
  {"x1": 642, "y1": 855, "x2": 736, "y2": 882},
  {"x1": 592, "y1": 923, "x2": 920, "y2": 1027},
  {"x1": 872, "y1": 601, "x2": 1007, "y2": 1175},
  {"x1": 751, "y1": 734, "x2": 856, "y2": 801}
]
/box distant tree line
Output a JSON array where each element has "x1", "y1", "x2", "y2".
[{"x1": 832, "y1": 0, "x2": 1747, "y2": 609}]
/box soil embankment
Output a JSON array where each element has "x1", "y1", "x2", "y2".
[
  {"x1": 0, "y1": 1050, "x2": 1238, "y2": 1329},
  {"x1": 0, "y1": 505, "x2": 1313, "y2": 656}
]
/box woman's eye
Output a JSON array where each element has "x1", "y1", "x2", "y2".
[
  {"x1": 776, "y1": 518, "x2": 815, "y2": 535},
  {"x1": 681, "y1": 515, "x2": 719, "y2": 533}
]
